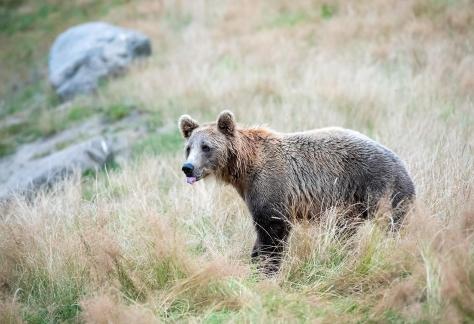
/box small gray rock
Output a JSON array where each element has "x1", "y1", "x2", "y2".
[
  {"x1": 49, "y1": 22, "x2": 151, "y2": 100},
  {"x1": 0, "y1": 137, "x2": 115, "y2": 201}
]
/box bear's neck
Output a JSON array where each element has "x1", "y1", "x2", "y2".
[{"x1": 219, "y1": 128, "x2": 273, "y2": 197}]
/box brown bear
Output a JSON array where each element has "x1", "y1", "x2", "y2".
[{"x1": 178, "y1": 111, "x2": 415, "y2": 273}]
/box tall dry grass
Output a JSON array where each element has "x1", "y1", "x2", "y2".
[{"x1": 1, "y1": 0, "x2": 473, "y2": 322}]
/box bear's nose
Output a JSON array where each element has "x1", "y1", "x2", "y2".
[{"x1": 182, "y1": 163, "x2": 194, "y2": 176}]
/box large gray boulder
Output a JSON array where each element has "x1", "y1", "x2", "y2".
[{"x1": 49, "y1": 22, "x2": 151, "y2": 100}]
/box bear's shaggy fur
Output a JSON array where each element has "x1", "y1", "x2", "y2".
[{"x1": 179, "y1": 111, "x2": 415, "y2": 273}]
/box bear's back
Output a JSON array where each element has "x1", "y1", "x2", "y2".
[{"x1": 270, "y1": 127, "x2": 415, "y2": 217}]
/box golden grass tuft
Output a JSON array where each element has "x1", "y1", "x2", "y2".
[
  {"x1": 81, "y1": 294, "x2": 157, "y2": 324},
  {"x1": 0, "y1": 298, "x2": 23, "y2": 324}
]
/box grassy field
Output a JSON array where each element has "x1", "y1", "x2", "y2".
[{"x1": 1, "y1": 0, "x2": 474, "y2": 322}]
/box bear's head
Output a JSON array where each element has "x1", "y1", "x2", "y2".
[{"x1": 178, "y1": 110, "x2": 235, "y2": 184}]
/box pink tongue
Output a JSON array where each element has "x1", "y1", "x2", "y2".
[{"x1": 186, "y1": 177, "x2": 197, "y2": 185}]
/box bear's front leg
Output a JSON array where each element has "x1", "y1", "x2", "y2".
[
  {"x1": 251, "y1": 215, "x2": 290, "y2": 274},
  {"x1": 251, "y1": 237, "x2": 261, "y2": 260}
]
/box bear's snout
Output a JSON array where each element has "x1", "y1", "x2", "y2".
[{"x1": 182, "y1": 163, "x2": 194, "y2": 176}]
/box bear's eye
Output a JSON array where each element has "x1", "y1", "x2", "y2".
[
  {"x1": 201, "y1": 144, "x2": 210, "y2": 152},
  {"x1": 186, "y1": 146, "x2": 191, "y2": 156}
]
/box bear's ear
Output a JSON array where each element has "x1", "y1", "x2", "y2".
[
  {"x1": 217, "y1": 110, "x2": 235, "y2": 136},
  {"x1": 178, "y1": 115, "x2": 199, "y2": 139}
]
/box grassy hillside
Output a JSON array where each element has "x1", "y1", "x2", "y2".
[{"x1": 1, "y1": 0, "x2": 473, "y2": 323}]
